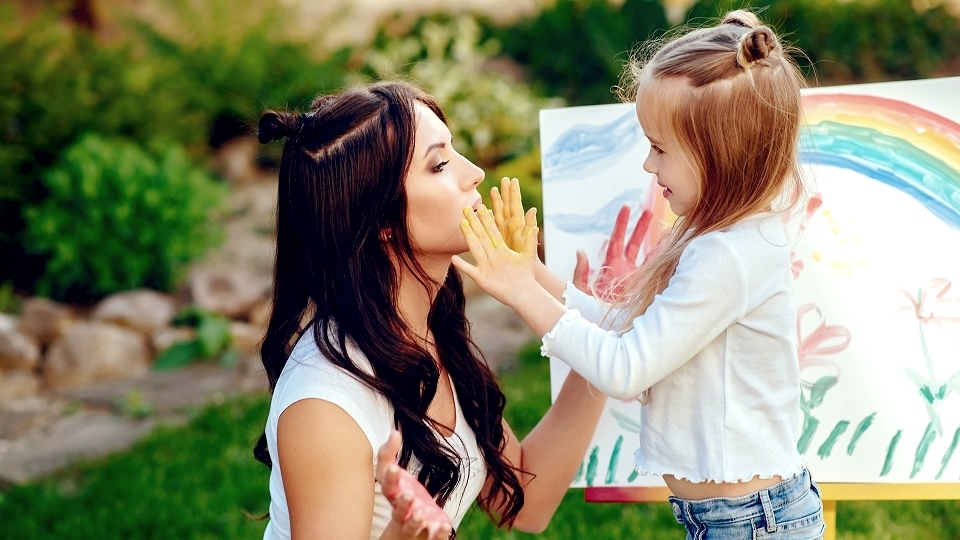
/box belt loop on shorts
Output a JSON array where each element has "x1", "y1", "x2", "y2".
[{"x1": 759, "y1": 489, "x2": 777, "y2": 533}]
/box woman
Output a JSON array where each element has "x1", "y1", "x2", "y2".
[{"x1": 253, "y1": 81, "x2": 607, "y2": 540}]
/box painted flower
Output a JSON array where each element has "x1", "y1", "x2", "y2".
[
  {"x1": 897, "y1": 279, "x2": 960, "y2": 342},
  {"x1": 796, "y1": 302, "x2": 851, "y2": 381}
]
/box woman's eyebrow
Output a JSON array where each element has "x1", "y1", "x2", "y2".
[{"x1": 422, "y1": 141, "x2": 446, "y2": 158}]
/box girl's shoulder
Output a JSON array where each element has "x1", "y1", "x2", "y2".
[{"x1": 691, "y1": 212, "x2": 792, "y2": 253}]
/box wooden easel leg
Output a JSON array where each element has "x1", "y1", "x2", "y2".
[{"x1": 823, "y1": 499, "x2": 837, "y2": 540}]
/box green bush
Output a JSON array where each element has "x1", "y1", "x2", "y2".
[
  {"x1": 0, "y1": 6, "x2": 206, "y2": 287},
  {"x1": 127, "y1": 0, "x2": 353, "y2": 148},
  {"x1": 684, "y1": 0, "x2": 960, "y2": 84},
  {"x1": 481, "y1": 0, "x2": 670, "y2": 105},
  {"x1": 23, "y1": 135, "x2": 226, "y2": 302},
  {"x1": 355, "y1": 15, "x2": 563, "y2": 169}
]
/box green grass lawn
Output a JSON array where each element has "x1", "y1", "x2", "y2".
[{"x1": 1, "y1": 342, "x2": 958, "y2": 539}]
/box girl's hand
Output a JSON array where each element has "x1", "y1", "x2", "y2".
[
  {"x1": 572, "y1": 205, "x2": 651, "y2": 299},
  {"x1": 452, "y1": 204, "x2": 540, "y2": 310},
  {"x1": 377, "y1": 431, "x2": 453, "y2": 540},
  {"x1": 490, "y1": 177, "x2": 538, "y2": 253}
]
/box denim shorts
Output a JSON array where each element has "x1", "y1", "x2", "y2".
[{"x1": 667, "y1": 469, "x2": 824, "y2": 540}]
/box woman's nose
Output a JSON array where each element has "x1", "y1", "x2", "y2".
[{"x1": 463, "y1": 158, "x2": 484, "y2": 190}]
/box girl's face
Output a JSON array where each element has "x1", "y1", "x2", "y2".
[
  {"x1": 636, "y1": 85, "x2": 701, "y2": 217},
  {"x1": 404, "y1": 103, "x2": 484, "y2": 259}
]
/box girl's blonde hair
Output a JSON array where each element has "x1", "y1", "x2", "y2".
[{"x1": 613, "y1": 10, "x2": 807, "y2": 324}]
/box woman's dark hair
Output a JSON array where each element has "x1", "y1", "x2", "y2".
[{"x1": 253, "y1": 81, "x2": 525, "y2": 526}]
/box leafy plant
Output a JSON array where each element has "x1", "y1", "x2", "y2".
[
  {"x1": 0, "y1": 6, "x2": 206, "y2": 288},
  {"x1": 481, "y1": 0, "x2": 670, "y2": 106},
  {"x1": 22, "y1": 135, "x2": 226, "y2": 302},
  {"x1": 153, "y1": 306, "x2": 238, "y2": 371},
  {"x1": 355, "y1": 14, "x2": 563, "y2": 169},
  {"x1": 683, "y1": 0, "x2": 960, "y2": 84},
  {"x1": 126, "y1": 0, "x2": 353, "y2": 148}
]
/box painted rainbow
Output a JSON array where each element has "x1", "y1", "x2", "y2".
[{"x1": 801, "y1": 93, "x2": 960, "y2": 230}]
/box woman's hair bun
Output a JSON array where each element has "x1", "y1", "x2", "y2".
[
  {"x1": 736, "y1": 26, "x2": 779, "y2": 69},
  {"x1": 722, "y1": 10, "x2": 760, "y2": 29},
  {"x1": 257, "y1": 111, "x2": 298, "y2": 144}
]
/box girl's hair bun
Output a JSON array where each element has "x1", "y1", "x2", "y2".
[
  {"x1": 736, "y1": 26, "x2": 779, "y2": 69},
  {"x1": 257, "y1": 111, "x2": 299, "y2": 144},
  {"x1": 722, "y1": 10, "x2": 760, "y2": 29}
]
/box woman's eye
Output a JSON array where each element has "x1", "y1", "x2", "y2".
[
  {"x1": 651, "y1": 145, "x2": 664, "y2": 155},
  {"x1": 432, "y1": 160, "x2": 450, "y2": 173}
]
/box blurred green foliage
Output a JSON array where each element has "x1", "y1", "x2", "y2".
[
  {"x1": 154, "y1": 306, "x2": 239, "y2": 371},
  {"x1": 684, "y1": 0, "x2": 960, "y2": 83},
  {"x1": 127, "y1": 0, "x2": 353, "y2": 148},
  {"x1": 482, "y1": 0, "x2": 959, "y2": 105},
  {"x1": 0, "y1": 7, "x2": 206, "y2": 287},
  {"x1": 0, "y1": 0, "x2": 350, "y2": 298},
  {"x1": 23, "y1": 135, "x2": 226, "y2": 302},
  {"x1": 2, "y1": 0, "x2": 957, "y2": 304},
  {"x1": 355, "y1": 15, "x2": 564, "y2": 169},
  {"x1": 481, "y1": 0, "x2": 670, "y2": 105}
]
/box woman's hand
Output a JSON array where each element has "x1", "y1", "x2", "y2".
[
  {"x1": 572, "y1": 205, "x2": 651, "y2": 299},
  {"x1": 377, "y1": 431, "x2": 453, "y2": 540},
  {"x1": 452, "y1": 204, "x2": 540, "y2": 310},
  {"x1": 490, "y1": 177, "x2": 538, "y2": 254}
]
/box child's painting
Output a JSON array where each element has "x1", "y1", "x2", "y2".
[{"x1": 540, "y1": 76, "x2": 960, "y2": 487}]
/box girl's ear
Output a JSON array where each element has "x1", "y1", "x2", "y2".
[{"x1": 380, "y1": 228, "x2": 393, "y2": 242}]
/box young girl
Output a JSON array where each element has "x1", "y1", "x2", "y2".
[
  {"x1": 253, "y1": 81, "x2": 607, "y2": 540},
  {"x1": 454, "y1": 11, "x2": 825, "y2": 540}
]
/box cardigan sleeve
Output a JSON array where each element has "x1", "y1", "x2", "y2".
[{"x1": 541, "y1": 233, "x2": 750, "y2": 400}]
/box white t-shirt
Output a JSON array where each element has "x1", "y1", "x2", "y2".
[
  {"x1": 542, "y1": 213, "x2": 807, "y2": 483},
  {"x1": 262, "y1": 328, "x2": 487, "y2": 540}
]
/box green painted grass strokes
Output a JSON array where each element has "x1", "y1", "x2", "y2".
[
  {"x1": 935, "y1": 426, "x2": 960, "y2": 480},
  {"x1": 911, "y1": 422, "x2": 938, "y2": 478},
  {"x1": 847, "y1": 412, "x2": 877, "y2": 456},
  {"x1": 817, "y1": 420, "x2": 850, "y2": 459},
  {"x1": 606, "y1": 435, "x2": 624, "y2": 484},
  {"x1": 881, "y1": 429, "x2": 903, "y2": 477}
]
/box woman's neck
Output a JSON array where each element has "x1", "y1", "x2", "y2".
[{"x1": 395, "y1": 256, "x2": 449, "y2": 346}]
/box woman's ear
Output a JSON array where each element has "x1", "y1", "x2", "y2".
[{"x1": 380, "y1": 228, "x2": 393, "y2": 242}]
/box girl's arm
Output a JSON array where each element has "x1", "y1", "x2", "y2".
[
  {"x1": 489, "y1": 178, "x2": 567, "y2": 301},
  {"x1": 278, "y1": 400, "x2": 449, "y2": 540},
  {"x1": 479, "y1": 370, "x2": 607, "y2": 533},
  {"x1": 452, "y1": 204, "x2": 568, "y2": 337},
  {"x1": 454, "y1": 206, "x2": 747, "y2": 400}
]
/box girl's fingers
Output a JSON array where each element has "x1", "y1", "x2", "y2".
[
  {"x1": 461, "y1": 207, "x2": 497, "y2": 252},
  {"x1": 524, "y1": 207, "x2": 537, "y2": 230},
  {"x1": 523, "y1": 225, "x2": 540, "y2": 258},
  {"x1": 508, "y1": 178, "x2": 524, "y2": 221},
  {"x1": 476, "y1": 204, "x2": 505, "y2": 247},
  {"x1": 490, "y1": 185, "x2": 505, "y2": 231}
]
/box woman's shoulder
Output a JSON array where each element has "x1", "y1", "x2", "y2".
[
  {"x1": 275, "y1": 326, "x2": 381, "y2": 406},
  {"x1": 271, "y1": 326, "x2": 393, "y2": 449}
]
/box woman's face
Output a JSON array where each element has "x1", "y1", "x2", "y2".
[{"x1": 404, "y1": 103, "x2": 484, "y2": 259}]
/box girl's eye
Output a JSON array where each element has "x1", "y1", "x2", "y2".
[
  {"x1": 432, "y1": 159, "x2": 450, "y2": 173},
  {"x1": 651, "y1": 145, "x2": 664, "y2": 155}
]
